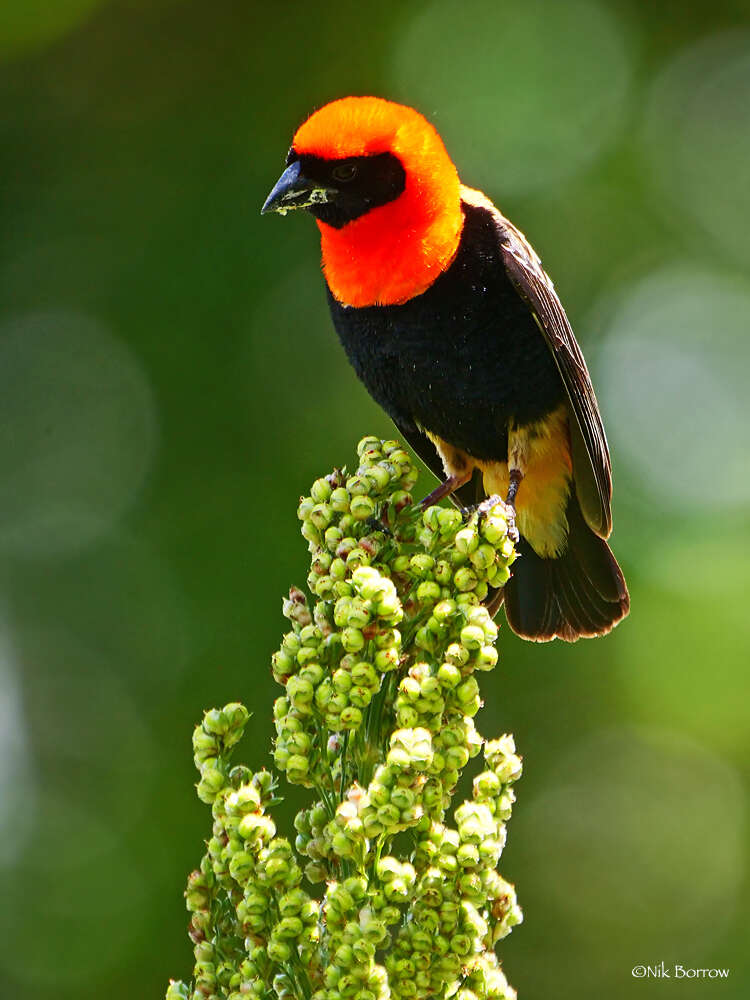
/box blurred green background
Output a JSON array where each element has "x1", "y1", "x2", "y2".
[{"x1": 1, "y1": 0, "x2": 748, "y2": 996}]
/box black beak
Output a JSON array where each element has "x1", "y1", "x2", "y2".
[{"x1": 261, "y1": 161, "x2": 334, "y2": 216}]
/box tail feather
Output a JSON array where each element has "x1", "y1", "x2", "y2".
[{"x1": 503, "y1": 494, "x2": 629, "y2": 642}]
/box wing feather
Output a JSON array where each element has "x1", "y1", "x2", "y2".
[{"x1": 492, "y1": 207, "x2": 612, "y2": 537}]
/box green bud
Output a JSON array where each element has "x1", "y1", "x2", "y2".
[
  {"x1": 376, "y1": 803, "x2": 401, "y2": 828},
  {"x1": 229, "y1": 850, "x2": 255, "y2": 883},
  {"x1": 266, "y1": 938, "x2": 292, "y2": 963},
  {"x1": 305, "y1": 861, "x2": 327, "y2": 883},
  {"x1": 202, "y1": 707, "x2": 229, "y2": 735},
  {"x1": 450, "y1": 933, "x2": 473, "y2": 957},
  {"x1": 238, "y1": 813, "x2": 276, "y2": 843},
  {"x1": 457, "y1": 843, "x2": 480, "y2": 868},
  {"x1": 351, "y1": 495, "x2": 377, "y2": 521},
  {"x1": 436, "y1": 507, "x2": 463, "y2": 535},
  {"x1": 375, "y1": 592, "x2": 402, "y2": 621},
  {"x1": 475, "y1": 644, "x2": 498, "y2": 671},
  {"x1": 455, "y1": 527, "x2": 478, "y2": 554},
  {"x1": 487, "y1": 563, "x2": 511, "y2": 588},
  {"x1": 433, "y1": 599, "x2": 456, "y2": 622},
  {"x1": 366, "y1": 464, "x2": 391, "y2": 490},
  {"x1": 351, "y1": 661, "x2": 378, "y2": 689},
  {"x1": 437, "y1": 662, "x2": 461, "y2": 688},
  {"x1": 325, "y1": 525, "x2": 344, "y2": 551},
  {"x1": 274, "y1": 915, "x2": 304, "y2": 939},
  {"x1": 391, "y1": 489, "x2": 413, "y2": 512},
  {"x1": 422, "y1": 506, "x2": 442, "y2": 532},
  {"x1": 286, "y1": 675, "x2": 314, "y2": 705},
  {"x1": 360, "y1": 914, "x2": 387, "y2": 944},
  {"x1": 454, "y1": 567, "x2": 479, "y2": 592},
  {"x1": 165, "y1": 981, "x2": 190, "y2": 1000},
  {"x1": 345, "y1": 596, "x2": 371, "y2": 627},
  {"x1": 330, "y1": 487, "x2": 350, "y2": 513},
  {"x1": 469, "y1": 543, "x2": 496, "y2": 570},
  {"x1": 349, "y1": 686, "x2": 372, "y2": 709},
  {"x1": 441, "y1": 744, "x2": 468, "y2": 772},
  {"x1": 310, "y1": 502, "x2": 333, "y2": 530},
  {"x1": 396, "y1": 705, "x2": 419, "y2": 728},
  {"x1": 456, "y1": 676, "x2": 479, "y2": 706},
  {"x1": 435, "y1": 559, "x2": 452, "y2": 584},
  {"x1": 311, "y1": 477, "x2": 332, "y2": 503},
  {"x1": 376, "y1": 855, "x2": 401, "y2": 882},
  {"x1": 409, "y1": 553, "x2": 435, "y2": 577},
  {"x1": 346, "y1": 474, "x2": 372, "y2": 497},
  {"x1": 460, "y1": 624, "x2": 485, "y2": 650},
  {"x1": 297, "y1": 497, "x2": 315, "y2": 521},
  {"x1": 375, "y1": 647, "x2": 400, "y2": 671},
  {"x1": 196, "y1": 767, "x2": 225, "y2": 804},
  {"x1": 301, "y1": 520, "x2": 321, "y2": 545},
  {"x1": 340, "y1": 706, "x2": 363, "y2": 730},
  {"x1": 484, "y1": 736, "x2": 522, "y2": 783},
  {"x1": 358, "y1": 435, "x2": 383, "y2": 456},
  {"x1": 286, "y1": 754, "x2": 310, "y2": 781},
  {"x1": 341, "y1": 627, "x2": 365, "y2": 653},
  {"x1": 473, "y1": 770, "x2": 502, "y2": 800},
  {"x1": 192, "y1": 726, "x2": 218, "y2": 755},
  {"x1": 185, "y1": 880, "x2": 211, "y2": 913},
  {"x1": 225, "y1": 784, "x2": 261, "y2": 815},
  {"x1": 332, "y1": 668, "x2": 353, "y2": 694},
  {"x1": 416, "y1": 580, "x2": 442, "y2": 604},
  {"x1": 481, "y1": 510, "x2": 508, "y2": 544}
]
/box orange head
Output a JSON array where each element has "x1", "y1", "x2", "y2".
[{"x1": 262, "y1": 97, "x2": 463, "y2": 307}]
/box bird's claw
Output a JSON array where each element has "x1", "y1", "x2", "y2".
[
  {"x1": 466, "y1": 494, "x2": 519, "y2": 543},
  {"x1": 506, "y1": 515, "x2": 519, "y2": 545}
]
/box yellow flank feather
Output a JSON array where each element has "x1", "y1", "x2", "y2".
[{"x1": 426, "y1": 403, "x2": 573, "y2": 559}]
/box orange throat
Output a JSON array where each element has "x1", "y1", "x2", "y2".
[
  {"x1": 291, "y1": 96, "x2": 465, "y2": 307},
  {"x1": 318, "y1": 190, "x2": 463, "y2": 308}
]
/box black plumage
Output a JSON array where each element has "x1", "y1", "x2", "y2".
[
  {"x1": 327, "y1": 197, "x2": 628, "y2": 641},
  {"x1": 328, "y1": 201, "x2": 566, "y2": 462}
]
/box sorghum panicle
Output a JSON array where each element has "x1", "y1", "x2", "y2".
[{"x1": 168, "y1": 436, "x2": 522, "y2": 1000}]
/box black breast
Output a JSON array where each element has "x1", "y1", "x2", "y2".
[{"x1": 326, "y1": 201, "x2": 565, "y2": 462}]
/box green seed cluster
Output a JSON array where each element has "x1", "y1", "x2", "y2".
[
  {"x1": 169, "y1": 704, "x2": 322, "y2": 1000},
  {"x1": 167, "y1": 436, "x2": 522, "y2": 1000}
]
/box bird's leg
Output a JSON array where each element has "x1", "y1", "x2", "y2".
[
  {"x1": 506, "y1": 468, "x2": 523, "y2": 508},
  {"x1": 419, "y1": 471, "x2": 471, "y2": 509},
  {"x1": 502, "y1": 468, "x2": 523, "y2": 542}
]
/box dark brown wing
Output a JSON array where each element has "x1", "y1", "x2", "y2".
[{"x1": 491, "y1": 207, "x2": 613, "y2": 538}]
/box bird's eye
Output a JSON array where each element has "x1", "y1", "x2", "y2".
[{"x1": 332, "y1": 163, "x2": 358, "y2": 183}]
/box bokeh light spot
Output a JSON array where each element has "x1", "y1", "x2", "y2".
[
  {"x1": 519, "y1": 727, "x2": 745, "y2": 956},
  {"x1": 390, "y1": 0, "x2": 634, "y2": 195},
  {"x1": 643, "y1": 31, "x2": 750, "y2": 267},
  {"x1": 0, "y1": 630, "x2": 36, "y2": 867},
  {"x1": 0, "y1": 311, "x2": 159, "y2": 556},
  {"x1": 597, "y1": 267, "x2": 750, "y2": 512}
]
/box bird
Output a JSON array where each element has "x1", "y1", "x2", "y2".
[{"x1": 262, "y1": 96, "x2": 629, "y2": 642}]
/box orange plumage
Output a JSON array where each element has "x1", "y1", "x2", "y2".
[{"x1": 294, "y1": 97, "x2": 463, "y2": 307}]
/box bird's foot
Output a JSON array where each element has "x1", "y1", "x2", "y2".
[
  {"x1": 506, "y1": 509, "x2": 520, "y2": 545},
  {"x1": 466, "y1": 494, "x2": 519, "y2": 543}
]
